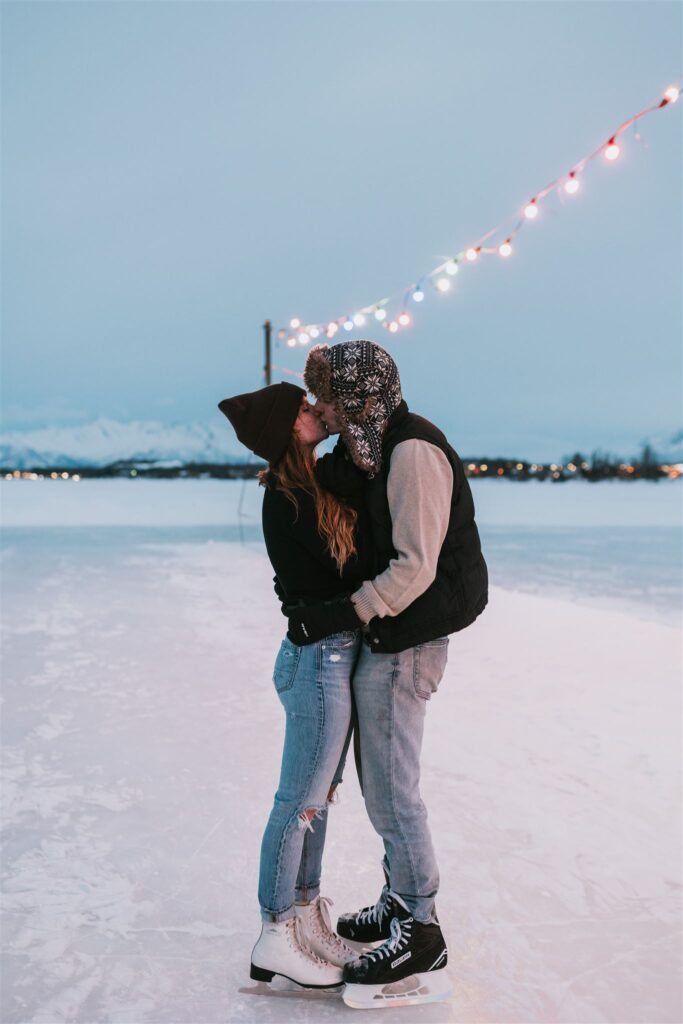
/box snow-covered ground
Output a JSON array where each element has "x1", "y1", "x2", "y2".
[{"x1": 1, "y1": 480, "x2": 681, "y2": 1023}]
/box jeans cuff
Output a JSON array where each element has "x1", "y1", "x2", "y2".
[
  {"x1": 260, "y1": 905, "x2": 296, "y2": 923},
  {"x1": 294, "y1": 882, "x2": 320, "y2": 903}
]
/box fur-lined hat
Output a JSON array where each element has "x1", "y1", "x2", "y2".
[{"x1": 304, "y1": 340, "x2": 402, "y2": 474}]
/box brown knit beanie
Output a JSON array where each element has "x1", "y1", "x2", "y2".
[{"x1": 217, "y1": 382, "x2": 305, "y2": 464}]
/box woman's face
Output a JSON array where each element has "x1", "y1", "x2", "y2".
[{"x1": 294, "y1": 396, "x2": 328, "y2": 447}]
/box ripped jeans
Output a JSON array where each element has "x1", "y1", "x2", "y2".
[{"x1": 258, "y1": 630, "x2": 361, "y2": 922}]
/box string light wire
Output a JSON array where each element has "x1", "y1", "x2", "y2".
[{"x1": 275, "y1": 82, "x2": 680, "y2": 348}]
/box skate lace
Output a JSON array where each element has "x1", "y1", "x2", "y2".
[
  {"x1": 311, "y1": 897, "x2": 353, "y2": 955},
  {"x1": 289, "y1": 915, "x2": 330, "y2": 969},
  {"x1": 356, "y1": 884, "x2": 391, "y2": 927},
  {"x1": 364, "y1": 916, "x2": 413, "y2": 964}
]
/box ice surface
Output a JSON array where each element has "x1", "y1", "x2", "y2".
[{"x1": 1, "y1": 483, "x2": 681, "y2": 1022}]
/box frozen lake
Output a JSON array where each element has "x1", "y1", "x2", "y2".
[{"x1": 1, "y1": 479, "x2": 681, "y2": 1023}]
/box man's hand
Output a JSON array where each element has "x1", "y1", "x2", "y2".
[{"x1": 286, "y1": 595, "x2": 362, "y2": 646}]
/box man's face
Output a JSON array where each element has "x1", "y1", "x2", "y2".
[{"x1": 313, "y1": 399, "x2": 343, "y2": 435}]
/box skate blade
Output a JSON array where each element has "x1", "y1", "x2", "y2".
[
  {"x1": 342, "y1": 970, "x2": 452, "y2": 1010},
  {"x1": 239, "y1": 978, "x2": 342, "y2": 1000}
]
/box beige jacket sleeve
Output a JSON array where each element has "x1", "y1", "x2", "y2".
[{"x1": 350, "y1": 439, "x2": 453, "y2": 624}]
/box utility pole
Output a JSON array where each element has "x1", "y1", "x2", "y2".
[{"x1": 263, "y1": 319, "x2": 272, "y2": 385}]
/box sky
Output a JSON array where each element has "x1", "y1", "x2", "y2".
[{"x1": 2, "y1": 0, "x2": 681, "y2": 461}]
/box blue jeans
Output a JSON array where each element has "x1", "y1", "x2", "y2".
[
  {"x1": 352, "y1": 636, "x2": 449, "y2": 924},
  {"x1": 258, "y1": 630, "x2": 361, "y2": 922}
]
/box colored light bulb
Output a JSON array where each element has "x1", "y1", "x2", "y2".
[{"x1": 605, "y1": 138, "x2": 620, "y2": 160}]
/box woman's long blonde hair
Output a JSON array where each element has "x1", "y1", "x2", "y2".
[{"x1": 258, "y1": 434, "x2": 357, "y2": 573}]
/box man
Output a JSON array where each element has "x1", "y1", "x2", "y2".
[{"x1": 285, "y1": 339, "x2": 488, "y2": 1009}]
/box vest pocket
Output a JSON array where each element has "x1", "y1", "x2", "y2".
[
  {"x1": 413, "y1": 637, "x2": 449, "y2": 699},
  {"x1": 272, "y1": 637, "x2": 301, "y2": 693}
]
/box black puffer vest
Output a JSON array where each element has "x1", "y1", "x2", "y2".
[{"x1": 363, "y1": 401, "x2": 488, "y2": 653}]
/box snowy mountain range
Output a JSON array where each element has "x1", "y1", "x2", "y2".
[
  {"x1": 0, "y1": 418, "x2": 681, "y2": 470},
  {"x1": 0, "y1": 418, "x2": 250, "y2": 469}
]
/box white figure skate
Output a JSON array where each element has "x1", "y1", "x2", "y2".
[
  {"x1": 295, "y1": 895, "x2": 357, "y2": 966},
  {"x1": 250, "y1": 916, "x2": 343, "y2": 989}
]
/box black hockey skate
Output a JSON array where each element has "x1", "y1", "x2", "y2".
[
  {"x1": 336, "y1": 884, "x2": 401, "y2": 944},
  {"x1": 341, "y1": 913, "x2": 451, "y2": 1010}
]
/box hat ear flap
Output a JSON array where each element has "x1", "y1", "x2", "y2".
[{"x1": 346, "y1": 395, "x2": 378, "y2": 425}]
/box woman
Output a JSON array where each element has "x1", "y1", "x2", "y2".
[{"x1": 218, "y1": 381, "x2": 370, "y2": 989}]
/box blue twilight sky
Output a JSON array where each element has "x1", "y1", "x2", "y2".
[{"x1": 2, "y1": 1, "x2": 681, "y2": 460}]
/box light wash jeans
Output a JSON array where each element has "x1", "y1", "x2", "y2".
[
  {"x1": 258, "y1": 630, "x2": 361, "y2": 922},
  {"x1": 352, "y1": 636, "x2": 450, "y2": 924}
]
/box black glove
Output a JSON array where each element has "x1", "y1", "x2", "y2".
[
  {"x1": 286, "y1": 595, "x2": 362, "y2": 646},
  {"x1": 273, "y1": 575, "x2": 287, "y2": 607}
]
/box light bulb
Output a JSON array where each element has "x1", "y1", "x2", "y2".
[
  {"x1": 436, "y1": 278, "x2": 450, "y2": 292},
  {"x1": 353, "y1": 313, "x2": 366, "y2": 326},
  {"x1": 388, "y1": 321, "x2": 399, "y2": 333},
  {"x1": 344, "y1": 319, "x2": 354, "y2": 331},
  {"x1": 277, "y1": 329, "x2": 286, "y2": 339},
  {"x1": 445, "y1": 259, "x2": 459, "y2": 275},
  {"x1": 290, "y1": 318, "x2": 301, "y2": 329},
  {"x1": 398, "y1": 312, "x2": 410, "y2": 326},
  {"x1": 287, "y1": 337, "x2": 296, "y2": 347},
  {"x1": 375, "y1": 308, "x2": 387, "y2": 321},
  {"x1": 298, "y1": 332, "x2": 309, "y2": 345},
  {"x1": 465, "y1": 247, "x2": 479, "y2": 262},
  {"x1": 605, "y1": 138, "x2": 620, "y2": 160},
  {"x1": 664, "y1": 85, "x2": 680, "y2": 104},
  {"x1": 499, "y1": 240, "x2": 512, "y2": 257},
  {"x1": 412, "y1": 288, "x2": 424, "y2": 302},
  {"x1": 524, "y1": 200, "x2": 538, "y2": 219},
  {"x1": 565, "y1": 173, "x2": 580, "y2": 194},
  {"x1": 309, "y1": 326, "x2": 320, "y2": 338}
]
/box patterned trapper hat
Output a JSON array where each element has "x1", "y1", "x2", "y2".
[{"x1": 304, "y1": 340, "x2": 402, "y2": 474}]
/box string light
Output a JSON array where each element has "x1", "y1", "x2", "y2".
[
  {"x1": 298, "y1": 332, "x2": 309, "y2": 345},
  {"x1": 275, "y1": 82, "x2": 679, "y2": 347},
  {"x1": 605, "y1": 137, "x2": 620, "y2": 160},
  {"x1": 565, "y1": 172, "x2": 580, "y2": 194}
]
